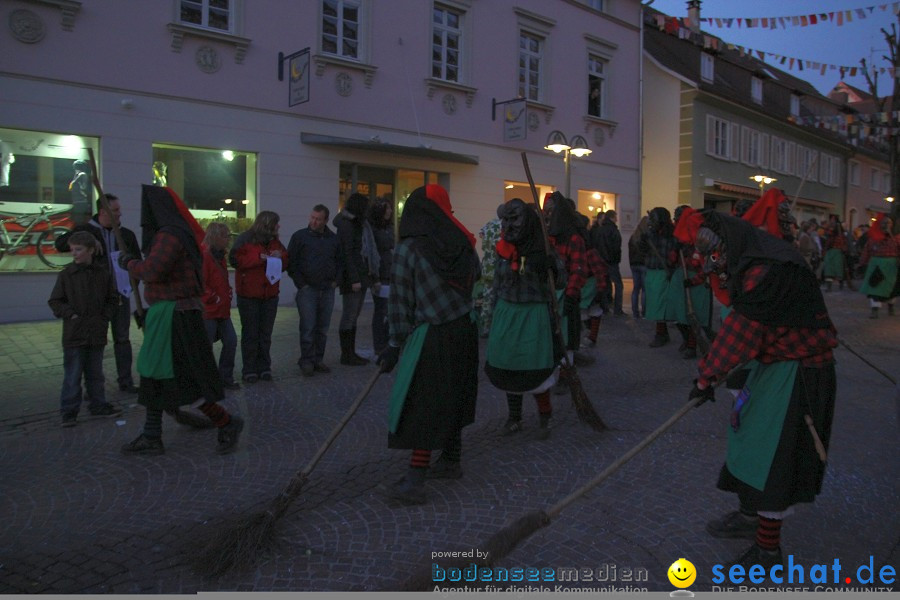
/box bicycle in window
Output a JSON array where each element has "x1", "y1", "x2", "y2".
[{"x1": 0, "y1": 204, "x2": 72, "y2": 269}]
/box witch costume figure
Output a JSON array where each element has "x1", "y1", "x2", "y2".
[
  {"x1": 687, "y1": 211, "x2": 837, "y2": 570},
  {"x1": 376, "y1": 184, "x2": 480, "y2": 506}
]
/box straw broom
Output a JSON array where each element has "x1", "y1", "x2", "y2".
[
  {"x1": 520, "y1": 152, "x2": 606, "y2": 432},
  {"x1": 195, "y1": 369, "x2": 381, "y2": 576},
  {"x1": 400, "y1": 377, "x2": 728, "y2": 590}
]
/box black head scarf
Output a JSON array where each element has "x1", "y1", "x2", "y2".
[
  {"x1": 702, "y1": 211, "x2": 829, "y2": 328},
  {"x1": 399, "y1": 185, "x2": 477, "y2": 292},
  {"x1": 140, "y1": 184, "x2": 204, "y2": 278},
  {"x1": 545, "y1": 191, "x2": 579, "y2": 239}
]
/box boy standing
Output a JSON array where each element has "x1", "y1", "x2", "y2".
[{"x1": 48, "y1": 231, "x2": 122, "y2": 427}]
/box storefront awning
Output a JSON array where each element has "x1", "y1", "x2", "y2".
[
  {"x1": 301, "y1": 133, "x2": 479, "y2": 165},
  {"x1": 712, "y1": 180, "x2": 834, "y2": 209}
]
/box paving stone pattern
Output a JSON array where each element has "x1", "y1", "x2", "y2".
[{"x1": 0, "y1": 284, "x2": 897, "y2": 592}]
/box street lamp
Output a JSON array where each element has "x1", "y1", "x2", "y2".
[
  {"x1": 750, "y1": 174, "x2": 777, "y2": 197},
  {"x1": 886, "y1": 196, "x2": 895, "y2": 204},
  {"x1": 544, "y1": 130, "x2": 591, "y2": 199}
]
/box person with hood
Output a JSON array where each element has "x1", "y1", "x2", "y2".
[
  {"x1": 229, "y1": 211, "x2": 287, "y2": 383},
  {"x1": 821, "y1": 215, "x2": 848, "y2": 292},
  {"x1": 118, "y1": 185, "x2": 243, "y2": 456},
  {"x1": 687, "y1": 211, "x2": 837, "y2": 569},
  {"x1": 55, "y1": 193, "x2": 142, "y2": 393},
  {"x1": 593, "y1": 210, "x2": 624, "y2": 316},
  {"x1": 333, "y1": 192, "x2": 377, "y2": 365},
  {"x1": 376, "y1": 184, "x2": 480, "y2": 506},
  {"x1": 672, "y1": 205, "x2": 712, "y2": 359},
  {"x1": 485, "y1": 198, "x2": 564, "y2": 439},
  {"x1": 858, "y1": 214, "x2": 898, "y2": 318},
  {"x1": 641, "y1": 207, "x2": 678, "y2": 347},
  {"x1": 627, "y1": 216, "x2": 650, "y2": 319}
]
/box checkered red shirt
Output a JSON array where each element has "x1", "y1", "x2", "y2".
[
  {"x1": 550, "y1": 232, "x2": 587, "y2": 299},
  {"x1": 126, "y1": 231, "x2": 203, "y2": 311},
  {"x1": 698, "y1": 264, "x2": 836, "y2": 387}
]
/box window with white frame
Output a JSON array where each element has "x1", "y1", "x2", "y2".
[
  {"x1": 179, "y1": 0, "x2": 233, "y2": 32},
  {"x1": 742, "y1": 127, "x2": 761, "y2": 166},
  {"x1": 819, "y1": 154, "x2": 840, "y2": 187},
  {"x1": 518, "y1": 31, "x2": 543, "y2": 102},
  {"x1": 701, "y1": 53, "x2": 714, "y2": 83},
  {"x1": 432, "y1": 4, "x2": 463, "y2": 82},
  {"x1": 790, "y1": 94, "x2": 800, "y2": 118},
  {"x1": 759, "y1": 133, "x2": 770, "y2": 168},
  {"x1": 770, "y1": 136, "x2": 787, "y2": 173},
  {"x1": 871, "y1": 168, "x2": 881, "y2": 191},
  {"x1": 588, "y1": 54, "x2": 606, "y2": 117},
  {"x1": 321, "y1": 0, "x2": 362, "y2": 60},
  {"x1": 706, "y1": 115, "x2": 732, "y2": 160},
  {"x1": 796, "y1": 146, "x2": 817, "y2": 182},
  {"x1": 751, "y1": 77, "x2": 763, "y2": 105},
  {"x1": 848, "y1": 160, "x2": 860, "y2": 186}
]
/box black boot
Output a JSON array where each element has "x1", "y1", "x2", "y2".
[
  {"x1": 386, "y1": 467, "x2": 427, "y2": 505},
  {"x1": 340, "y1": 329, "x2": 368, "y2": 366}
]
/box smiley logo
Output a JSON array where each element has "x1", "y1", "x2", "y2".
[{"x1": 667, "y1": 558, "x2": 696, "y2": 588}]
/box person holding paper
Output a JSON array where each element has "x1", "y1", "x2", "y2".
[
  {"x1": 54, "y1": 193, "x2": 142, "y2": 393},
  {"x1": 229, "y1": 211, "x2": 287, "y2": 383}
]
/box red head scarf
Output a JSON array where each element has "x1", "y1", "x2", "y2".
[
  {"x1": 869, "y1": 213, "x2": 888, "y2": 243},
  {"x1": 742, "y1": 188, "x2": 786, "y2": 238},
  {"x1": 673, "y1": 206, "x2": 704, "y2": 244},
  {"x1": 425, "y1": 184, "x2": 476, "y2": 248}
]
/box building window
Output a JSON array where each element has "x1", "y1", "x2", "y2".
[
  {"x1": 432, "y1": 5, "x2": 463, "y2": 82},
  {"x1": 0, "y1": 128, "x2": 101, "y2": 272},
  {"x1": 848, "y1": 160, "x2": 860, "y2": 186},
  {"x1": 179, "y1": 0, "x2": 232, "y2": 32},
  {"x1": 871, "y1": 168, "x2": 881, "y2": 191},
  {"x1": 884, "y1": 172, "x2": 891, "y2": 193},
  {"x1": 790, "y1": 94, "x2": 801, "y2": 118},
  {"x1": 701, "y1": 53, "x2": 714, "y2": 83},
  {"x1": 584, "y1": 0, "x2": 604, "y2": 10},
  {"x1": 518, "y1": 31, "x2": 543, "y2": 102},
  {"x1": 322, "y1": 0, "x2": 362, "y2": 60},
  {"x1": 741, "y1": 127, "x2": 761, "y2": 166},
  {"x1": 588, "y1": 54, "x2": 606, "y2": 117},
  {"x1": 796, "y1": 146, "x2": 817, "y2": 182},
  {"x1": 152, "y1": 144, "x2": 258, "y2": 229},
  {"x1": 706, "y1": 115, "x2": 733, "y2": 160},
  {"x1": 751, "y1": 77, "x2": 763, "y2": 105},
  {"x1": 819, "y1": 154, "x2": 840, "y2": 187}
]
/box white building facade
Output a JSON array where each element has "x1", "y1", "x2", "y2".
[{"x1": 0, "y1": 0, "x2": 642, "y2": 322}]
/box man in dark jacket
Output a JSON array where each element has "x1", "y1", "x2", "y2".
[
  {"x1": 287, "y1": 204, "x2": 342, "y2": 376},
  {"x1": 594, "y1": 210, "x2": 624, "y2": 315},
  {"x1": 55, "y1": 194, "x2": 142, "y2": 393}
]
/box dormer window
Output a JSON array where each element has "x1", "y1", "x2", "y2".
[
  {"x1": 701, "y1": 53, "x2": 714, "y2": 83},
  {"x1": 751, "y1": 77, "x2": 763, "y2": 105},
  {"x1": 790, "y1": 94, "x2": 800, "y2": 117}
]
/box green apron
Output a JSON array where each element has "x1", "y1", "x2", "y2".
[
  {"x1": 387, "y1": 323, "x2": 429, "y2": 434},
  {"x1": 579, "y1": 277, "x2": 597, "y2": 311},
  {"x1": 136, "y1": 301, "x2": 176, "y2": 379},
  {"x1": 726, "y1": 360, "x2": 798, "y2": 491},
  {"x1": 487, "y1": 300, "x2": 554, "y2": 371},
  {"x1": 859, "y1": 256, "x2": 898, "y2": 297},
  {"x1": 644, "y1": 268, "x2": 672, "y2": 321}
]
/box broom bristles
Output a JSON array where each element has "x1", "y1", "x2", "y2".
[
  {"x1": 195, "y1": 511, "x2": 278, "y2": 577},
  {"x1": 564, "y1": 368, "x2": 607, "y2": 431}
]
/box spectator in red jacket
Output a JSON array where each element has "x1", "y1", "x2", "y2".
[
  {"x1": 202, "y1": 222, "x2": 239, "y2": 390},
  {"x1": 228, "y1": 211, "x2": 287, "y2": 383}
]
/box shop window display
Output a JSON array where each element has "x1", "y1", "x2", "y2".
[
  {"x1": 0, "y1": 128, "x2": 99, "y2": 272},
  {"x1": 152, "y1": 144, "x2": 258, "y2": 235}
]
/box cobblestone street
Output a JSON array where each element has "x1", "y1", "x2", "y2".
[{"x1": 0, "y1": 284, "x2": 897, "y2": 593}]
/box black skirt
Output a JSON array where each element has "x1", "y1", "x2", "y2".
[
  {"x1": 138, "y1": 309, "x2": 224, "y2": 410},
  {"x1": 388, "y1": 315, "x2": 478, "y2": 450},
  {"x1": 716, "y1": 363, "x2": 836, "y2": 512}
]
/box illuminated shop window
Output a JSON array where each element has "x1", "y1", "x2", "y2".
[{"x1": 152, "y1": 144, "x2": 257, "y2": 233}]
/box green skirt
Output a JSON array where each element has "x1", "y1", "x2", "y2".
[
  {"x1": 485, "y1": 300, "x2": 556, "y2": 392},
  {"x1": 645, "y1": 269, "x2": 673, "y2": 321},
  {"x1": 859, "y1": 256, "x2": 898, "y2": 298},
  {"x1": 822, "y1": 248, "x2": 845, "y2": 279}
]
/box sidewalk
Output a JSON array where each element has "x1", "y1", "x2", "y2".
[{"x1": 0, "y1": 284, "x2": 897, "y2": 592}]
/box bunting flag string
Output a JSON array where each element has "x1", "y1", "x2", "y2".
[
  {"x1": 699, "y1": 2, "x2": 899, "y2": 29},
  {"x1": 652, "y1": 14, "x2": 900, "y2": 78}
]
